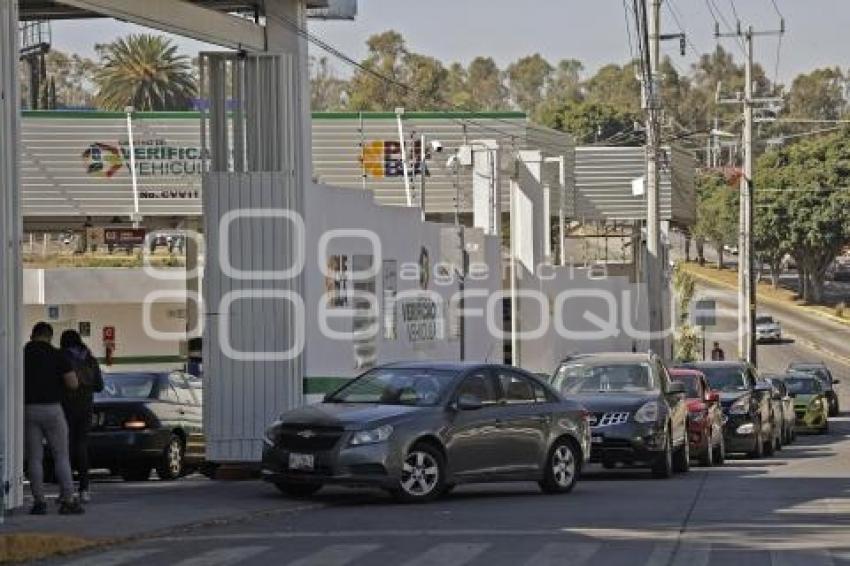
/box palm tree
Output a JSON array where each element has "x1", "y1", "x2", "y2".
[{"x1": 95, "y1": 34, "x2": 196, "y2": 111}]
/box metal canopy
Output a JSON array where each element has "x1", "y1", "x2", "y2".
[{"x1": 19, "y1": 0, "x2": 329, "y2": 20}]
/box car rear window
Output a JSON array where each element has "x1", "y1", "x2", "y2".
[
  {"x1": 554, "y1": 362, "x2": 655, "y2": 393},
  {"x1": 97, "y1": 374, "x2": 158, "y2": 399}
]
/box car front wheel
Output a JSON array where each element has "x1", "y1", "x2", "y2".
[
  {"x1": 749, "y1": 428, "x2": 764, "y2": 459},
  {"x1": 393, "y1": 444, "x2": 445, "y2": 503},
  {"x1": 540, "y1": 440, "x2": 579, "y2": 494}
]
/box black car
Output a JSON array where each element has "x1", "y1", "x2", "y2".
[
  {"x1": 551, "y1": 352, "x2": 689, "y2": 478},
  {"x1": 262, "y1": 362, "x2": 591, "y2": 502},
  {"x1": 91, "y1": 371, "x2": 204, "y2": 481},
  {"x1": 787, "y1": 362, "x2": 840, "y2": 417},
  {"x1": 679, "y1": 361, "x2": 774, "y2": 458}
]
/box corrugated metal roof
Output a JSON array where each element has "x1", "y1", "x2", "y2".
[{"x1": 572, "y1": 145, "x2": 696, "y2": 225}]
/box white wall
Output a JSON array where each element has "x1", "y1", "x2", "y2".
[
  {"x1": 23, "y1": 303, "x2": 183, "y2": 359},
  {"x1": 303, "y1": 183, "x2": 503, "y2": 383}
]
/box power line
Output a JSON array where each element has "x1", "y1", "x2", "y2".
[
  {"x1": 622, "y1": 0, "x2": 637, "y2": 63},
  {"x1": 769, "y1": 0, "x2": 784, "y2": 19},
  {"x1": 665, "y1": 0, "x2": 704, "y2": 55},
  {"x1": 705, "y1": 0, "x2": 746, "y2": 54},
  {"x1": 727, "y1": 0, "x2": 740, "y2": 24},
  {"x1": 266, "y1": 12, "x2": 526, "y2": 143}
]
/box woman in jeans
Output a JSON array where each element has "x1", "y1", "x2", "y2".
[{"x1": 60, "y1": 329, "x2": 104, "y2": 503}]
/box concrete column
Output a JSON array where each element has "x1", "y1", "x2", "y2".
[{"x1": 0, "y1": 0, "x2": 23, "y2": 513}]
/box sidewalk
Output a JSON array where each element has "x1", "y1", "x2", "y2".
[{"x1": 1, "y1": 476, "x2": 319, "y2": 559}]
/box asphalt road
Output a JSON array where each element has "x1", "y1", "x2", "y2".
[{"x1": 40, "y1": 288, "x2": 850, "y2": 566}]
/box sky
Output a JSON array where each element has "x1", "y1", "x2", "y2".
[{"x1": 50, "y1": 0, "x2": 849, "y2": 86}]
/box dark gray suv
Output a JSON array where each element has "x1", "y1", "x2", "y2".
[
  {"x1": 551, "y1": 352, "x2": 690, "y2": 478},
  {"x1": 262, "y1": 362, "x2": 591, "y2": 502}
]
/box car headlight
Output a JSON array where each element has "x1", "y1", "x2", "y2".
[
  {"x1": 810, "y1": 399, "x2": 823, "y2": 409},
  {"x1": 634, "y1": 401, "x2": 659, "y2": 424},
  {"x1": 729, "y1": 397, "x2": 750, "y2": 415},
  {"x1": 349, "y1": 424, "x2": 394, "y2": 446},
  {"x1": 736, "y1": 423, "x2": 755, "y2": 434}
]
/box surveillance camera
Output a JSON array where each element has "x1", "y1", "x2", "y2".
[{"x1": 429, "y1": 140, "x2": 444, "y2": 153}]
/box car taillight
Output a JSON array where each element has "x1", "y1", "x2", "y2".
[{"x1": 123, "y1": 417, "x2": 148, "y2": 430}]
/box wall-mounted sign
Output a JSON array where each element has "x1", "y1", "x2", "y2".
[
  {"x1": 82, "y1": 138, "x2": 207, "y2": 179},
  {"x1": 360, "y1": 140, "x2": 432, "y2": 179},
  {"x1": 401, "y1": 297, "x2": 442, "y2": 344},
  {"x1": 104, "y1": 228, "x2": 146, "y2": 246}
]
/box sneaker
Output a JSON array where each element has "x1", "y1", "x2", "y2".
[
  {"x1": 79, "y1": 490, "x2": 91, "y2": 504},
  {"x1": 30, "y1": 500, "x2": 48, "y2": 515},
  {"x1": 58, "y1": 499, "x2": 85, "y2": 515}
]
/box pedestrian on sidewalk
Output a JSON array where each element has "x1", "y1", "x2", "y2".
[
  {"x1": 24, "y1": 322, "x2": 85, "y2": 515},
  {"x1": 711, "y1": 342, "x2": 726, "y2": 361},
  {"x1": 60, "y1": 329, "x2": 104, "y2": 504}
]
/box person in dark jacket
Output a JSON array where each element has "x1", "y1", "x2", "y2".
[
  {"x1": 24, "y1": 322, "x2": 83, "y2": 515},
  {"x1": 59, "y1": 329, "x2": 104, "y2": 503}
]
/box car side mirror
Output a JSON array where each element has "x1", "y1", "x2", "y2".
[
  {"x1": 772, "y1": 392, "x2": 782, "y2": 401},
  {"x1": 754, "y1": 383, "x2": 772, "y2": 396},
  {"x1": 667, "y1": 382, "x2": 686, "y2": 396},
  {"x1": 833, "y1": 379, "x2": 841, "y2": 385},
  {"x1": 788, "y1": 392, "x2": 797, "y2": 399},
  {"x1": 456, "y1": 394, "x2": 484, "y2": 411},
  {"x1": 706, "y1": 391, "x2": 720, "y2": 403}
]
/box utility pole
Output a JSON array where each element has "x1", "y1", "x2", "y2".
[
  {"x1": 716, "y1": 21, "x2": 784, "y2": 366},
  {"x1": 645, "y1": 0, "x2": 664, "y2": 357},
  {"x1": 636, "y1": 0, "x2": 686, "y2": 357}
]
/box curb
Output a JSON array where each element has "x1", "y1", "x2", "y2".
[
  {"x1": 684, "y1": 266, "x2": 850, "y2": 367},
  {"x1": 682, "y1": 265, "x2": 850, "y2": 328}
]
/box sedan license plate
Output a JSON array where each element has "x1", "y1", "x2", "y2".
[
  {"x1": 591, "y1": 435, "x2": 603, "y2": 444},
  {"x1": 288, "y1": 453, "x2": 315, "y2": 471}
]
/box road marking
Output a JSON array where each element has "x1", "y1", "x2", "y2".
[
  {"x1": 521, "y1": 542, "x2": 600, "y2": 565},
  {"x1": 62, "y1": 549, "x2": 160, "y2": 566},
  {"x1": 287, "y1": 544, "x2": 380, "y2": 566},
  {"x1": 400, "y1": 543, "x2": 490, "y2": 566},
  {"x1": 173, "y1": 546, "x2": 270, "y2": 566},
  {"x1": 770, "y1": 549, "x2": 835, "y2": 566}
]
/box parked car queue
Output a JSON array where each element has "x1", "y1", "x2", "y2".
[{"x1": 79, "y1": 355, "x2": 839, "y2": 504}]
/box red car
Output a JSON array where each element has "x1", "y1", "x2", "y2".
[{"x1": 670, "y1": 368, "x2": 726, "y2": 466}]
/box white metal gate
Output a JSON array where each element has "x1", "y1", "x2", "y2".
[{"x1": 201, "y1": 52, "x2": 306, "y2": 462}]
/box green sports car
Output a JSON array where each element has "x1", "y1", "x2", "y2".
[{"x1": 784, "y1": 374, "x2": 829, "y2": 434}]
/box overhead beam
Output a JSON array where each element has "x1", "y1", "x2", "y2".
[{"x1": 55, "y1": 0, "x2": 266, "y2": 51}]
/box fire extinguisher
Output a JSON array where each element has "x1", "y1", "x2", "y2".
[{"x1": 103, "y1": 326, "x2": 116, "y2": 366}]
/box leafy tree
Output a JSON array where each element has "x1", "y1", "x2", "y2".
[
  {"x1": 693, "y1": 172, "x2": 738, "y2": 269},
  {"x1": 403, "y1": 53, "x2": 449, "y2": 110},
  {"x1": 347, "y1": 31, "x2": 408, "y2": 111},
  {"x1": 466, "y1": 57, "x2": 509, "y2": 110},
  {"x1": 534, "y1": 58, "x2": 584, "y2": 125},
  {"x1": 755, "y1": 129, "x2": 850, "y2": 303},
  {"x1": 94, "y1": 34, "x2": 196, "y2": 111},
  {"x1": 786, "y1": 67, "x2": 846, "y2": 120},
  {"x1": 544, "y1": 101, "x2": 639, "y2": 145},
  {"x1": 583, "y1": 62, "x2": 641, "y2": 114},
  {"x1": 310, "y1": 56, "x2": 348, "y2": 111},
  {"x1": 505, "y1": 54, "x2": 553, "y2": 115},
  {"x1": 753, "y1": 190, "x2": 790, "y2": 288},
  {"x1": 19, "y1": 49, "x2": 98, "y2": 109}
]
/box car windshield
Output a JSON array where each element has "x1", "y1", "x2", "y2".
[
  {"x1": 785, "y1": 377, "x2": 821, "y2": 395},
  {"x1": 554, "y1": 362, "x2": 654, "y2": 393},
  {"x1": 789, "y1": 366, "x2": 831, "y2": 386},
  {"x1": 696, "y1": 366, "x2": 749, "y2": 392},
  {"x1": 671, "y1": 375, "x2": 701, "y2": 398},
  {"x1": 326, "y1": 368, "x2": 458, "y2": 406},
  {"x1": 97, "y1": 374, "x2": 158, "y2": 399},
  {"x1": 756, "y1": 316, "x2": 774, "y2": 325}
]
